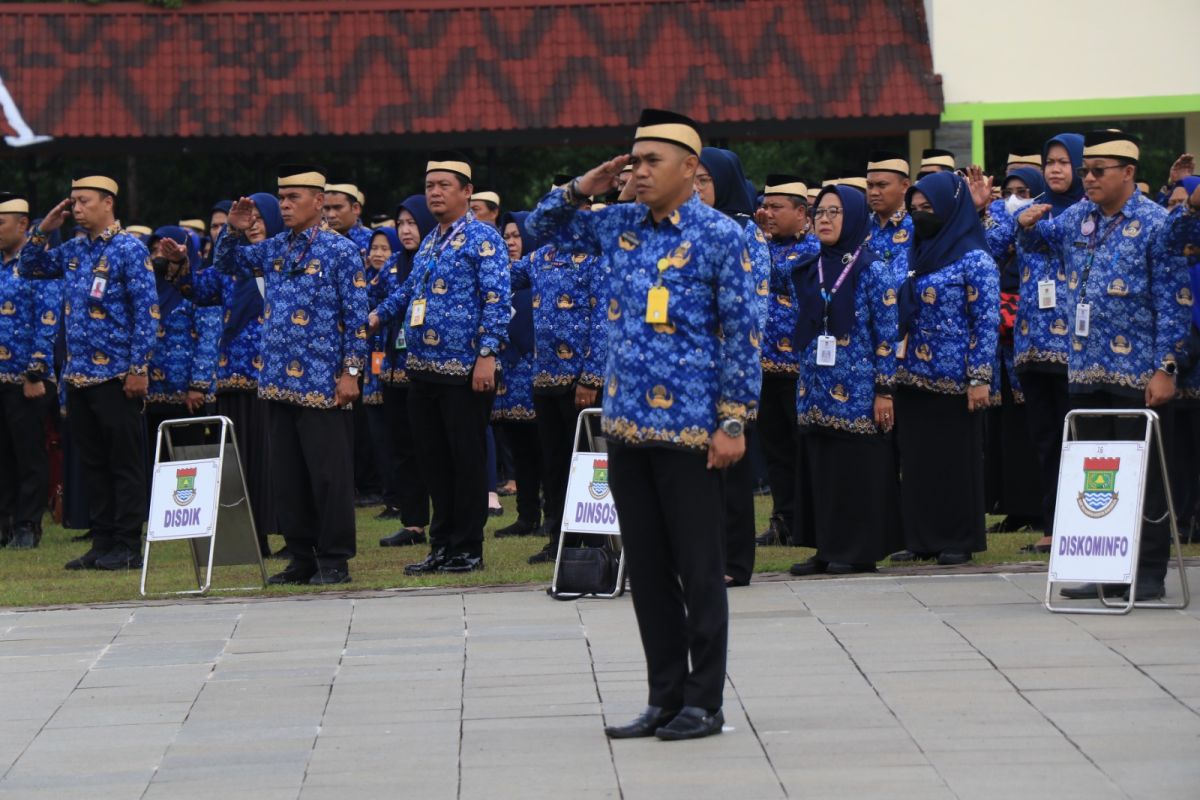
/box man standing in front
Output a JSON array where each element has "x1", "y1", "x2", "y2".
[
  {"x1": 528, "y1": 109, "x2": 761, "y2": 741},
  {"x1": 207, "y1": 165, "x2": 368, "y2": 585},
  {"x1": 22, "y1": 174, "x2": 157, "y2": 570}
]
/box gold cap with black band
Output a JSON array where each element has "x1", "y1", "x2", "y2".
[
  {"x1": 426, "y1": 151, "x2": 473, "y2": 182},
  {"x1": 277, "y1": 164, "x2": 327, "y2": 190},
  {"x1": 472, "y1": 191, "x2": 501, "y2": 206},
  {"x1": 763, "y1": 174, "x2": 808, "y2": 198},
  {"x1": 1006, "y1": 152, "x2": 1042, "y2": 169},
  {"x1": 867, "y1": 150, "x2": 910, "y2": 177},
  {"x1": 71, "y1": 175, "x2": 119, "y2": 196},
  {"x1": 1083, "y1": 130, "x2": 1140, "y2": 163},
  {"x1": 179, "y1": 219, "x2": 205, "y2": 234},
  {"x1": 0, "y1": 193, "x2": 30, "y2": 214},
  {"x1": 633, "y1": 108, "x2": 703, "y2": 156},
  {"x1": 920, "y1": 149, "x2": 956, "y2": 170},
  {"x1": 325, "y1": 183, "x2": 362, "y2": 204}
]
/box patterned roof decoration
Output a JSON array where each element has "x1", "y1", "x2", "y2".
[{"x1": 0, "y1": 0, "x2": 942, "y2": 149}]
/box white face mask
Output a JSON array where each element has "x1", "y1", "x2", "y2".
[{"x1": 1004, "y1": 193, "x2": 1034, "y2": 217}]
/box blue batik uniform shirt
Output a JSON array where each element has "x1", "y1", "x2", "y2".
[
  {"x1": 20, "y1": 223, "x2": 156, "y2": 386},
  {"x1": 527, "y1": 191, "x2": 760, "y2": 450},
  {"x1": 372, "y1": 212, "x2": 510, "y2": 382},
  {"x1": 1019, "y1": 191, "x2": 1190, "y2": 396},
  {"x1": 763, "y1": 235, "x2": 819, "y2": 375},
  {"x1": 212, "y1": 222, "x2": 368, "y2": 408},
  {"x1": 0, "y1": 247, "x2": 61, "y2": 383},
  {"x1": 867, "y1": 209, "x2": 913, "y2": 265}
]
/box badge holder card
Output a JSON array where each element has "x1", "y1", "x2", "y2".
[
  {"x1": 1045, "y1": 409, "x2": 1190, "y2": 615},
  {"x1": 549, "y1": 408, "x2": 627, "y2": 600},
  {"x1": 140, "y1": 415, "x2": 267, "y2": 596}
]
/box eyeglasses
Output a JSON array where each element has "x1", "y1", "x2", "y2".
[
  {"x1": 1078, "y1": 164, "x2": 1127, "y2": 179},
  {"x1": 694, "y1": 175, "x2": 713, "y2": 187},
  {"x1": 811, "y1": 207, "x2": 843, "y2": 219},
  {"x1": 1001, "y1": 187, "x2": 1031, "y2": 198}
]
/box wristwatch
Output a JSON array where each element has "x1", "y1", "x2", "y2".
[
  {"x1": 968, "y1": 379, "x2": 987, "y2": 387},
  {"x1": 478, "y1": 346, "x2": 496, "y2": 359},
  {"x1": 719, "y1": 418, "x2": 745, "y2": 438},
  {"x1": 346, "y1": 366, "x2": 360, "y2": 377},
  {"x1": 1159, "y1": 360, "x2": 1178, "y2": 377}
]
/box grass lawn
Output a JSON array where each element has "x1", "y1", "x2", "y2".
[{"x1": 1, "y1": 495, "x2": 1196, "y2": 608}]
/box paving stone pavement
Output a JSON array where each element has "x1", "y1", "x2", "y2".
[{"x1": 2, "y1": 569, "x2": 1199, "y2": 799}]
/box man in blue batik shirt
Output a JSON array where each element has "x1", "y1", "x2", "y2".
[
  {"x1": 0, "y1": 193, "x2": 60, "y2": 550},
  {"x1": 865, "y1": 151, "x2": 914, "y2": 265},
  {"x1": 1019, "y1": 131, "x2": 1191, "y2": 602},
  {"x1": 528, "y1": 109, "x2": 760, "y2": 743},
  {"x1": 198, "y1": 164, "x2": 368, "y2": 586},
  {"x1": 324, "y1": 183, "x2": 373, "y2": 256},
  {"x1": 22, "y1": 173, "x2": 157, "y2": 571}
]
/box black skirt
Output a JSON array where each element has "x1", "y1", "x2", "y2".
[
  {"x1": 217, "y1": 389, "x2": 275, "y2": 546},
  {"x1": 895, "y1": 386, "x2": 987, "y2": 556},
  {"x1": 801, "y1": 427, "x2": 901, "y2": 564}
]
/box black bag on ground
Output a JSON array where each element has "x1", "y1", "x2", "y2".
[{"x1": 553, "y1": 545, "x2": 616, "y2": 597}]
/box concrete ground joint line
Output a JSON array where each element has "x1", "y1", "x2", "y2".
[
  {"x1": 937, "y1": 616, "x2": 1133, "y2": 800},
  {"x1": 1, "y1": 609, "x2": 135, "y2": 782},
  {"x1": 456, "y1": 593, "x2": 467, "y2": 800},
  {"x1": 576, "y1": 603, "x2": 625, "y2": 800},
  {"x1": 725, "y1": 671, "x2": 788, "y2": 798},
  {"x1": 818, "y1": 603, "x2": 962, "y2": 800},
  {"x1": 298, "y1": 600, "x2": 356, "y2": 797},
  {"x1": 140, "y1": 608, "x2": 245, "y2": 799}
]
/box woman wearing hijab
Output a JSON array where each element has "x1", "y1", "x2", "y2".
[
  {"x1": 144, "y1": 225, "x2": 221, "y2": 479},
  {"x1": 491, "y1": 211, "x2": 543, "y2": 539},
  {"x1": 787, "y1": 185, "x2": 901, "y2": 575},
  {"x1": 890, "y1": 171, "x2": 1000, "y2": 565},
  {"x1": 377, "y1": 195, "x2": 435, "y2": 547},
  {"x1": 1166, "y1": 175, "x2": 1200, "y2": 539},
  {"x1": 1012, "y1": 133, "x2": 1085, "y2": 551},
  {"x1": 180, "y1": 192, "x2": 282, "y2": 556},
  {"x1": 697, "y1": 147, "x2": 769, "y2": 586}
]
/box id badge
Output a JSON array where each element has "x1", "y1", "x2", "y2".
[
  {"x1": 89, "y1": 275, "x2": 108, "y2": 300},
  {"x1": 394, "y1": 327, "x2": 407, "y2": 351},
  {"x1": 1074, "y1": 303, "x2": 1091, "y2": 337},
  {"x1": 1037, "y1": 279, "x2": 1056, "y2": 310},
  {"x1": 816, "y1": 335, "x2": 837, "y2": 366},
  {"x1": 370, "y1": 351, "x2": 384, "y2": 375},
  {"x1": 410, "y1": 298, "x2": 427, "y2": 327},
  {"x1": 645, "y1": 286, "x2": 669, "y2": 324},
  {"x1": 896, "y1": 335, "x2": 908, "y2": 360}
]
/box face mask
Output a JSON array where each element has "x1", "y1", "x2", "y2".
[
  {"x1": 910, "y1": 210, "x2": 945, "y2": 241},
  {"x1": 1004, "y1": 193, "x2": 1034, "y2": 217},
  {"x1": 151, "y1": 256, "x2": 170, "y2": 277}
]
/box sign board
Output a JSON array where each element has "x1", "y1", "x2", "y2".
[
  {"x1": 1048, "y1": 440, "x2": 1147, "y2": 584},
  {"x1": 561, "y1": 451, "x2": 620, "y2": 535},
  {"x1": 146, "y1": 458, "x2": 221, "y2": 541}
]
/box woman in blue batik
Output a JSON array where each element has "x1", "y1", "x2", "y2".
[
  {"x1": 788, "y1": 185, "x2": 901, "y2": 575},
  {"x1": 891, "y1": 172, "x2": 1000, "y2": 565},
  {"x1": 696, "y1": 146, "x2": 769, "y2": 586},
  {"x1": 492, "y1": 211, "x2": 543, "y2": 538}
]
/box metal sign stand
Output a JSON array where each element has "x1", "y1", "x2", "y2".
[
  {"x1": 140, "y1": 415, "x2": 267, "y2": 596},
  {"x1": 550, "y1": 408, "x2": 626, "y2": 599},
  {"x1": 1045, "y1": 409, "x2": 1190, "y2": 614}
]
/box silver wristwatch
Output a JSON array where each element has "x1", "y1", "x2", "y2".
[{"x1": 720, "y1": 418, "x2": 745, "y2": 438}]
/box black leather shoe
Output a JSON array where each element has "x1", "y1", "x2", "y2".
[
  {"x1": 889, "y1": 549, "x2": 933, "y2": 563},
  {"x1": 1059, "y1": 582, "x2": 1126, "y2": 600},
  {"x1": 605, "y1": 706, "x2": 679, "y2": 739},
  {"x1": 1128, "y1": 578, "x2": 1166, "y2": 601},
  {"x1": 495, "y1": 519, "x2": 539, "y2": 538},
  {"x1": 755, "y1": 515, "x2": 790, "y2": 547},
  {"x1": 8, "y1": 523, "x2": 40, "y2": 550},
  {"x1": 527, "y1": 545, "x2": 556, "y2": 565},
  {"x1": 488, "y1": 506, "x2": 504, "y2": 518},
  {"x1": 937, "y1": 551, "x2": 971, "y2": 566},
  {"x1": 404, "y1": 550, "x2": 447, "y2": 575},
  {"x1": 655, "y1": 706, "x2": 724, "y2": 741},
  {"x1": 309, "y1": 565, "x2": 352, "y2": 585},
  {"x1": 827, "y1": 562, "x2": 876, "y2": 575},
  {"x1": 789, "y1": 557, "x2": 826, "y2": 576},
  {"x1": 267, "y1": 561, "x2": 318, "y2": 585},
  {"x1": 375, "y1": 506, "x2": 403, "y2": 521},
  {"x1": 438, "y1": 554, "x2": 483, "y2": 573},
  {"x1": 94, "y1": 545, "x2": 143, "y2": 571},
  {"x1": 379, "y1": 529, "x2": 427, "y2": 547},
  {"x1": 70, "y1": 530, "x2": 94, "y2": 542},
  {"x1": 64, "y1": 546, "x2": 109, "y2": 571}
]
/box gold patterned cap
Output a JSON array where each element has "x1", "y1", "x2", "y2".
[
  {"x1": 634, "y1": 108, "x2": 702, "y2": 156},
  {"x1": 867, "y1": 150, "x2": 910, "y2": 176},
  {"x1": 472, "y1": 191, "x2": 501, "y2": 206},
  {"x1": 0, "y1": 193, "x2": 30, "y2": 214},
  {"x1": 71, "y1": 175, "x2": 119, "y2": 196},
  {"x1": 277, "y1": 164, "x2": 327, "y2": 190},
  {"x1": 178, "y1": 219, "x2": 206, "y2": 233},
  {"x1": 324, "y1": 183, "x2": 362, "y2": 204},
  {"x1": 426, "y1": 150, "x2": 472, "y2": 181},
  {"x1": 763, "y1": 174, "x2": 808, "y2": 198},
  {"x1": 920, "y1": 149, "x2": 956, "y2": 170},
  {"x1": 1083, "y1": 130, "x2": 1140, "y2": 163}
]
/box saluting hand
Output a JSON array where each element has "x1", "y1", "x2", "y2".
[
  {"x1": 226, "y1": 197, "x2": 256, "y2": 232},
  {"x1": 1168, "y1": 153, "x2": 1194, "y2": 185},
  {"x1": 366, "y1": 312, "x2": 381, "y2": 334},
  {"x1": 158, "y1": 238, "x2": 190, "y2": 282},
  {"x1": 966, "y1": 165, "x2": 993, "y2": 212},
  {"x1": 577, "y1": 154, "x2": 633, "y2": 198},
  {"x1": 37, "y1": 198, "x2": 73, "y2": 233},
  {"x1": 707, "y1": 429, "x2": 745, "y2": 470},
  {"x1": 1018, "y1": 204, "x2": 1052, "y2": 229}
]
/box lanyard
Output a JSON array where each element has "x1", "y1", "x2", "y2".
[
  {"x1": 284, "y1": 225, "x2": 319, "y2": 273},
  {"x1": 817, "y1": 249, "x2": 860, "y2": 332},
  {"x1": 1077, "y1": 212, "x2": 1124, "y2": 303},
  {"x1": 419, "y1": 215, "x2": 470, "y2": 292}
]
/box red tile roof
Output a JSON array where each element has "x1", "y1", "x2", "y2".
[{"x1": 0, "y1": 0, "x2": 942, "y2": 148}]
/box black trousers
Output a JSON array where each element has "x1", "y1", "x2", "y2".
[
  {"x1": 408, "y1": 378, "x2": 493, "y2": 558},
  {"x1": 67, "y1": 380, "x2": 146, "y2": 551},
  {"x1": 144, "y1": 403, "x2": 207, "y2": 497},
  {"x1": 723, "y1": 426, "x2": 756, "y2": 584},
  {"x1": 217, "y1": 390, "x2": 275, "y2": 550},
  {"x1": 383, "y1": 384, "x2": 430, "y2": 528},
  {"x1": 497, "y1": 420, "x2": 543, "y2": 525},
  {"x1": 758, "y1": 374, "x2": 797, "y2": 524},
  {"x1": 534, "y1": 390, "x2": 583, "y2": 544},
  {"x1": 269, "y1": 401, "x2": 356, "y2": 568},
  {"x1": 365, "y1": 403, "x2": 402, "y2": 511},
  {"x1": 1020, "y1": 370, "x2": 1071, "y2": 534},
  {"x1": 1070, "y1": 391, "x2": 1174, "y2": 584},
  {"x1": 0, "y1": 383, "x2": 49, "y2": 527},
  {"x1": 352, "y1": 400, "x2": 380, "y2": 497},
  {"x1": 608, "y1": 441, "x2": 728, "y2": 712}
]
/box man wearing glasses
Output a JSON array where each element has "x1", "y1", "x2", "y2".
[{"x1": 1018, "y1": 130, "x2": 1191, "y2": 602}]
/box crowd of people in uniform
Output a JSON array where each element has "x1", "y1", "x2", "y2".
[{"x1": 2, "y1": 108, "x2": 1200, "y2": 739}]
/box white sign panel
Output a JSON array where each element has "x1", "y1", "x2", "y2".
[
  {"x1": 146, "y1": 458, "x2": 221, "y2": 541},
  {"x1": 561, "y1": 452, "x2": 620, "y2": 535},
  {"x1": 1049, "y1": 441, "x2": 1147, "y2": 584}
]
